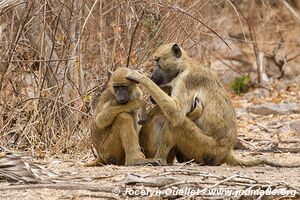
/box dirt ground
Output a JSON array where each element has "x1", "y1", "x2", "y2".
[{"x1": 0, "y1": 157, "x2": 299, "y2": 200}]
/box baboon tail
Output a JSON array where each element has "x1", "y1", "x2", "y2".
[{"x1": 226, "y1": 152, "x2": 300, "y2": 168}]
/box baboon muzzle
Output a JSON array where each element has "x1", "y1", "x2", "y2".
[
  {"x1": 151, "y1": 67, "x2": 180, "y2": 86},
  {"x1": 151, "y1": 72, "x2": 165, "y2": 86},
  {"x1": 114, "y1": 87, "x2": 130, "y2": 104}
]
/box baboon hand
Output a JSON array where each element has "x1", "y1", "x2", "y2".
[
  {"x1": 126, "y1": 70, "x2": 146, "y2": 84},
  {"x1": 126, "y1": 99, "x2": 148, "y2": 111}
]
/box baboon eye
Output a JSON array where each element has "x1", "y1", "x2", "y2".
[
  {"x1": 113, "y1": 85, "x2": 126, "y2": 89},
  {"x1": 155, "y1": 58, "x2": 161, "y2": 69}
]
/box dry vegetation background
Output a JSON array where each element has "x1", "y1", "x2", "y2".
[
  {"x1": 0, "y1": 0, "x2": 300, "y2": 158},
  {"x1": 1, "y1": 1, "x2": 300, "y2": 199}
]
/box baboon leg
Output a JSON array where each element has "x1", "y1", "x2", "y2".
[
  {"x1": 176, "y1": 118, "x2": 229, "y2": 165},
  {"x1": 167, "y1": 148, "x2": 176, "y2": 164},
  {"x1": 115, "y1": 113, "x2": 145, "y2": 166},
  {"x1": 156, "y1": 118, "x2": 229, "y2": 165},
  {"x1": 176, "y1": 95, "x2": 202, "y2": 162},
  {"x1": 139, "y1": 106, "x2": 176, "y2": 165},
  {"x1": 186, "y1": 103, "x2": 203, "y2": 121},
  {"x1": 187, "y1": 92, "x2": 203, "y2": 121},
  {"x1": 154, "y1": 122, "x2": 176, "y2": 165}
]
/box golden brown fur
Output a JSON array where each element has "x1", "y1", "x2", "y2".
[
  {"x1": 127, "y1": 43, "x2": 300, "y2": 167},
  {"x1": 85, "y1": 67, "x2": 148, "y2": 166},
  {"x1": 139, "y1": 87, "x2": 202, "y2": 164}
]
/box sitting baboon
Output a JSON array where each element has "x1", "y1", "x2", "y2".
[
  {"x1": 127, "y1": 43, "x2": 300, "y2": 167},
  {"x1": 85, "y1": 67, "x2": 156, "y2": 166}
]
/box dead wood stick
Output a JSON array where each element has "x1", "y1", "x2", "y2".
[
  {"x1": 200, "y1": 175, "x2": 239, "y2": 193},
  {"x1": 281, "y1": 181, "x2": 300, "y2": 194},
  {"x1": 277, "y1": 147, "x2": 300, "y2": 153},
  {"x1": 0, "y1": 183, "x2": 113, "y2": 193},
  {"x1": 74, "y1": 194, "x2": 120, "y2": 200}
]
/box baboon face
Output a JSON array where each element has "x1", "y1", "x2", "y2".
[
  {"x1": 113, "y1": 85, "x2": 130, "y2": 104},
  {"x1": 151, "y1": 43, "x2": 182, "y2": 86},
  {"x1": 111, "y1": 67, "x2": 136, "y2": 104}
]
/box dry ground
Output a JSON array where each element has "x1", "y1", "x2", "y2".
[{"x1": 0, "y1": 156, "x2": 299, "y2": 200}]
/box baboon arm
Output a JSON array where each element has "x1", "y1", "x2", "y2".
[
  {"x1": 95, "y1": 105, "x2": 128, "y2": 129},
  {"x1": 95, "y1": 99, "x2": 146, "y2": 129},
  {"x1": 127, "y1": 71, "x2": 185, "y2": 125}
]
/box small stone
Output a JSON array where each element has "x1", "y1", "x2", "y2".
[
  {"x1": 244, "y1": 88, "x2": 270, "y2": 101},
  {"x1": 289, "y1": 120, "x2": 300, "y2": 133},
  {"x1": 235, "y1": 108, "x2": 247, "y2": 117},
  {"x1": 248, "y1": 103, "x2": 299, "y2": 115},
  {"x1": 278, "y1": 125, "x2": 290, "y2": 134}
]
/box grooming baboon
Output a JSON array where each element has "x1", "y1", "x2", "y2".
[
  {"x1": 127, "y1": 43, "x2": 300, "y2": 167},
  {"x1": 139, "y1": 86, "x2": 202, "y2": 164},
  {"x1": 85, "y1": 67, "x2": 156, "y2": 166}
]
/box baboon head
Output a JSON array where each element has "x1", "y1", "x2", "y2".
[
  {"x1": 110, "y1": 67, "x2": 138, "y2": 104},
  {"x1": 151, "y1": 43, "x2": 186, "y2": 86}
]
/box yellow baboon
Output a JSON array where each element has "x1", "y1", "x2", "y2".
[
  {"x1": 85, "y1": 67, "x2": 157, "y2": 166},
  {"x1": 127, "y1": 43, "x2": 300, "y2": 167}
]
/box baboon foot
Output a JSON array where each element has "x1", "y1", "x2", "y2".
[
  {"x1": 83, "y1": 159, "x2": 104, "y2": 167},
  {"x1": 133, "y1": 158, "x2": 167, "y2": 166}
]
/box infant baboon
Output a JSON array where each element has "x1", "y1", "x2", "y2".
[
  {"x1": 128, "y1": 43, "x2": 300, "y2": 167},
  {"x1": 85, "y1": 67, "x2": 155, "y2": 166}
]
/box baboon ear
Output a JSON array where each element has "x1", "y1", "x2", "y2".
[
  {"x1": 106, "y1": 68, "x2": 113, "y2": 80},
  {"x1": 171, "y1": 44, "x2": 182, "y2": 58}
]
